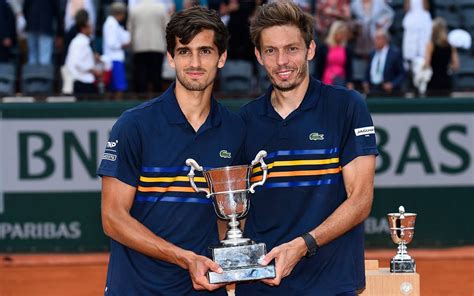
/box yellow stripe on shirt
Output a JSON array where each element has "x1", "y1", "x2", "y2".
[
  {"x1": 253, "y1": 158, "x2": 340, "y2": 173},
  {"x1": 251, "y1": 166, "x2": 342, "y2": 182},
  {"x1": 140, "y1": 176, "x2": 206, "y2": 183},
  {"x1": 137, "y1": 185, "x2": 204, "y2": 193}
]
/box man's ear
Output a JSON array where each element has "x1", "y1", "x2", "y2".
[
  {"x1": 218, "y1": 50, "x2": 227, "y2": 69},
  {"x1": 167, "y1": 52, "x2": 176, "y2": 69},
  {"x1": 254, "y1": 47, "x2": 263, "y2": 65},
  {"x1": 307, "y1": 40, "x2": 316, "y2": 61}
]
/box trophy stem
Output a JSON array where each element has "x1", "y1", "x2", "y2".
[
  {"x1": 221, "y1": 216, "x2": 250, "y2": 246},
  {"x1": 394, "y1": 242, "x2": 412, "y2": 261}
]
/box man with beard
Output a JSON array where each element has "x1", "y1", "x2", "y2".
[
  {"x1": 97, "y1": 6, "x2": 244, "y2": 296},
  {"x1": 237, "y1": 1, "x2": 378, "y2": 295}
]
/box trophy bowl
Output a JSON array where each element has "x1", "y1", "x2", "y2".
[
  {"x1": 387, "y1": 206, "x2": 417, "y2": 273},
  {"x1": 186, "y1": 151, "x2": 275, "y2": 283},
  {"x1": 204, "y1": 165, "x2": 251, "y2": 220}
]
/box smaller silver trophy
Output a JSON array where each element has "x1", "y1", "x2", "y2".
[
  {"x1": 186, "y1": 150, "x2": 275, "y2": 284},
  {"x1": 387, "y1": 206, "x2": 417, "y2": 273}
]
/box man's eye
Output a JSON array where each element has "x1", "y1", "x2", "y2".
[
  {"x1": 177, "y1": 49, "x2": 189, "y2": 55},
  {"x1": 264, "y1": 48, "x2": 274, "y2": 54},
  {"x1": 201, "y1": 49, "x2": 211, "y2": 54},
  {"x1": 288, "y1": 47, "x2": 298, "y2": 52}
]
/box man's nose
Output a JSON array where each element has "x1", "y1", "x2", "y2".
[
  {"x1": 190, "y1": 52, "x2": 202, "y2": 67},
  {"x1": 276, "y1": 51, "x2": 289, "y2": 66}
]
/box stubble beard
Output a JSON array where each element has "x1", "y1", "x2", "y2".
[
  {"x1": 176, "y1": 68, "x2": 214, "y2": 92},
  {"x1": 268, "y1": 50, "x2": 309, "y2": 92},
  {"x1": 271, "y1": 61, "x2": 308, "y2": 92}
]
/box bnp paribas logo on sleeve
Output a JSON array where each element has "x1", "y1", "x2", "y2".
[
  {"x1": 219, "y1": 150, "x2": 232, "y2": 159},
  {"x1": 309, "y1": 132, "x2": 324, "y2": 141}
]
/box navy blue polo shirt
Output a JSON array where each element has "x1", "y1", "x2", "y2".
[
  {"x1": 236, "y1": 78, "x2": 378, "y2": 296},
  {"x1": 97, "y1": 84, "x2": 244, "y2": 296}
]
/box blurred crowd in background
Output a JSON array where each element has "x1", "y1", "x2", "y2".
[{"x1": 0, "y1": 0, "x2": 473, "y2": 101}]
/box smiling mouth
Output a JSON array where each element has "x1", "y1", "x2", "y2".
[{"x1": 275, "y1": 69, "x2": 294, "y2": 80}]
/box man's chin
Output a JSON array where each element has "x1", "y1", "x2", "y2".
[
  {"x1": 177, "y1": 77, "x2": 214, "y2": 92},
  {"x1": 272, "y1": 81, "x2": 298, "y2": 92}
]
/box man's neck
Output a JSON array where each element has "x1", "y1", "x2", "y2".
[
  {"x1": 175, "y1": 82, "x2": 213, "y2": 132},
  {"x1": 377, "y1": 45, "x2": 389, "y2": 53},
  {"x1": 271, "y1": 75, "x2": 310, "y2": 120}
]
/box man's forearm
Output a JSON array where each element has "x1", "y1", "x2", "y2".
[
  {"x1": 103, "y1": 205, "x2": 195, "y2": 270},
  {"x1": 309, "y1": 192, "x2": 372, "y2": 247},
  {"x1": 309, "y1": 155, "x2": 375, "y2": 246}
]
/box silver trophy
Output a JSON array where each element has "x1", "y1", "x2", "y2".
[
  {"x1": 186, "y1": 150, "x2": 275, "y2": 284},
  {"x1": 387, "y1": 206, "x2": 417, "y2": 273}
]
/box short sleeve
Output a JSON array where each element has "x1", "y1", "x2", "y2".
[
  {"x1": 340, "y1": 91, "x2": 378, "y2": 167},
  {"x1": 97, "y1": 112, "x2": 142, "y2": 187}
]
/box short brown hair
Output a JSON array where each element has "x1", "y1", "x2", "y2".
[
  {"x1": 166, "y1": 6, "x2": 228, "y2": 57},
  {"x1": 250, "y1": 0, "x2": 314, "y2": 51}
]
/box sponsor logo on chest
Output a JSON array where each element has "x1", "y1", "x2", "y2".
[
  {"x1": 219, "y1": 150, "x2": 232, "y2": 159},
  {"x1": 309, "y1": 132, "x2": 325, "y2": 141}
]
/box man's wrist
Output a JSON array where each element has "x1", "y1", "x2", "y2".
[
  {"x1": 300, "y1": 232, "x2": 319, "y2": 257},
  {"x1": 174, "y1": 249, "x2": 196, "y2": 270},
  {"x1": 294, "y1": 236, "x2": 308, "y2": 258}
]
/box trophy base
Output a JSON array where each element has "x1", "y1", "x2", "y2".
[
  {"x1": 208, "y1": 242, "x2": 276, "y2": 284},
  {"x1": 390, "y1": 258, "x2": 416, "y2": 273},
  {"x1": 208, "y1": 265, "x2": 276, "y2": 284}
]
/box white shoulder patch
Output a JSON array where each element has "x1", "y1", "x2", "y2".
[{"x1": 354, "y1": 126, "x2": 375, "y2": 136}]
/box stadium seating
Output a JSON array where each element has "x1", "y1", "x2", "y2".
[
  {"x1": 454, "y1": 53, "x2": 474, "y2": 90},
  {"x1": 435, "y1": 0, "x2": 461, "y2": 29},
  {"x1": 0, "y1": 63, "x2": 16, "y2": 96},
  {"x1": 21, "y1": 64, "x2": 55, "y2": 95},
  {"x1": 45, "y1": 96, "x2": 77, "y2": 103},
  {"x1": 352, "y1": 57, "x2": 368, "y2": 83},
  {"x1": 257, "y1": 64, "x2": 271, "y2": 93},
  {"x1": 219, "y1": 60, "x2": 254, "y2": 93},
  {"x1": 460, "y1": 5, "x2": 474, "y2": 33},
  {"x1": 1, "y1": 96, "x2": 35, "y2": 103},
  {"x1": 457, "y1": 0, "x2": 474, "y2": 8}
]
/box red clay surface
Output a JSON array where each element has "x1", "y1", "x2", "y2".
[{"x1": 1, "y1": 247, "x2": 473, "y2": 296}]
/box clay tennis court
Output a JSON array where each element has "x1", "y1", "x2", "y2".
[{"x1": 1, "y1": 247, "x2": 473, "y2": 296}]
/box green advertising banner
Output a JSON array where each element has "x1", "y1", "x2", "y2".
[{"x1": 0, "y1": 99, "x2": 473, "y2": 252}]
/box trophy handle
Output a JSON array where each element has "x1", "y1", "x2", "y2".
[
  {"x1": 185, "y1": 158, "x2": 211, "y2": 197},
  {"x1": 249, "y1": 150, "x2": 268, "y2": 193}
]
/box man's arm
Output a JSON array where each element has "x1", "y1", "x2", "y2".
[
  {"x1": 101, "y1": 176, "x2": 223, "y2": 291},
  {"x1": 260, "y1": 155, "x2": 376, "y2": 286},
  {"x1": 309, "y1": 155, "x2": 375, "y2": 245}
]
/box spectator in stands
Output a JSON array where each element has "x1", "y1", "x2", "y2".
[
  {"x1": 315, "y1": 21, "x2": 354, "y2": 89},
  {"x1": 227, "y1": 0, "x2": 259, "y2": 62},
  {"x1": 351, "y1": 0, "x2": 394, "y2": 59},
  {"x1": 402, "y1": 0, "x2": 432, "y2": 87},
  {"x1": 103, "y1": 2, "x2": 130, "y2": 100},
  {"x1": 64, "y1": 0, "x2": 96, "y2": 34},
  {"x1": 128, "y1": 0, "x2": 169, "y2": 93},
  {"x1": 425, "y1": 17, "x2": 459, "y2": 95},
  {"x1": 62, "y1": 9, "x2": 90, "y2": 94},
  {"x1": 0, "y1": 0, "x2": 17, "y2": 63},
  {"x1": 363, "y1": 29, "x2": 406, "y2": 95},
  {"x1": 95, "y1": 0, "x2": 114, "y2": 47},
  {"x1": 65, "y1": 14, "x2": 100, "y2": 95},
  {"x1": 128, "y1": 0, "x2": 175, "y2": 14},
  {"x1": 5, "y1": 0, "x2": 26, "y2": 39},
  {"x1": 23, "y1": 0, "x2": 63, "y2": 65},
  {"x1": 315, "y1": 0, "x2": 351, "y2": 40}
]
